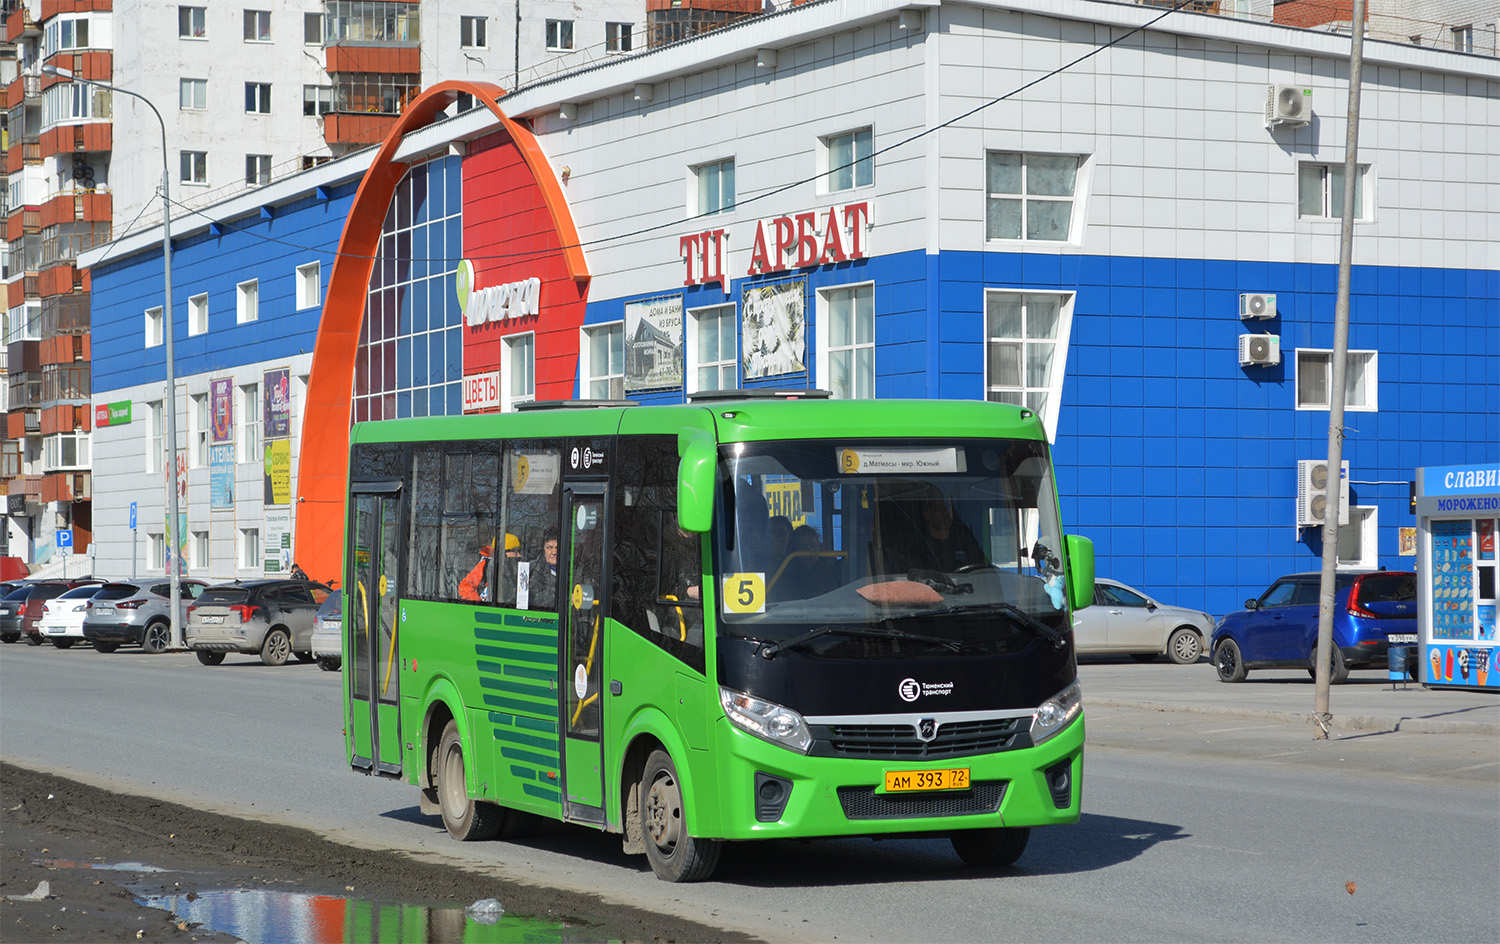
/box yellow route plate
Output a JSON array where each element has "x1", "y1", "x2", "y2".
[{"x1": 884, "y1": 768, "x2": 971, "y2": 792}]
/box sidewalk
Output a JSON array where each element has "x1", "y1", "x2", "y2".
[{"x1": 1077, "y1": 658, "x2": 1500, "y2": 736}]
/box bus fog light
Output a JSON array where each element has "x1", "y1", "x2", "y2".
[
  {"x1": 720, "y1": 687, "x2": 813, "y2": 754},
  {"x1": 1030, "y1": 680, "x2": 1082, "y2": 746}
]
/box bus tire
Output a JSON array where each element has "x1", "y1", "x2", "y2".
[
  {"x1": 1214, "y1": 639, "x2": 1247, "y2": 683},
  {"x1": 196, "y1": 650, "x2": 225, "y2": 666},
  {"x1": 641, "y1": 749, "x2": 720, "y2": 882},
  {"x1": 437, "y1": 720, "x2": 501, "y2": 842},
  {"x1": 92, "y1": 640, "x2": 121, "y2": 654},
  {"x1": 951, "y1": 826, "x2": 1030, "y2": 867},
  {"x1": 141, "y1": 621, "x2": 171, "y2": 654},
  {"x1": 260, "y1": 628, "x2": 291, "y2": 666}
]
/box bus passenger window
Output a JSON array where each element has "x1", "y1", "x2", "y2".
[
  {"x1": 502, "y1": 445, "x2": 561, "y2": 611},
  {"x1": 407, "y1": 446, "x2": 443, "y2": 600}
]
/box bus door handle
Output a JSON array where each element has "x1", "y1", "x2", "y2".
[{"x1": 609, "y1": 679, "x2": 623, "y2": 696}]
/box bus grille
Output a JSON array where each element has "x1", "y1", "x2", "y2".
[
  {"x1": 813, "y1": 717, "x2": 1028, "y2": 759},
  {"x1": 837, "y1": 781, "x2": 1006, "y2": 820}
]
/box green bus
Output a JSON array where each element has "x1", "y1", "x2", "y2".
[{"x1": 342, "y1": 393, "x2": 1093, "y2": 882}]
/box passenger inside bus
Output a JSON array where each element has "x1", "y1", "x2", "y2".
[
  {"x1": 528, "y1": 531, "x2": 560, "y2": 610},
  {"x1": 880, "y1": 485, "x2": 987, "y2": 575}
]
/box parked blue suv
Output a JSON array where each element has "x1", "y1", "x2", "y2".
[{"x1": 1212, "y1": 571, "x2": 1418, "y2": 683}]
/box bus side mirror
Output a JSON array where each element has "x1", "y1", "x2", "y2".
[
  {"x1": 1064, "y1": 534, "x2": 1094, "y2": 612},
  {"x1": 677, "y1": 429, "x2": 716, "y2": 533}
]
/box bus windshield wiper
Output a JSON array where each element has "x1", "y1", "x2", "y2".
[{"x1": 758, "y1": 624, "x2": 961, "y2": 659}]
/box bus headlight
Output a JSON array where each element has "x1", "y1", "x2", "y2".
[
  {"x1": 719, "y1": 687, "x2": 813, "y2": 754},
  {"x1": 1030, "y1": 680, "x2": 1082, "y2": 746}
]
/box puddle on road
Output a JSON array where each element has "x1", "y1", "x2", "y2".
[
  {"x1": 36, "y1": 857, "x2": 171, "y2": 873},
  {"x1": 137, "y1": 887, "x2": 620, "y2": 944}
]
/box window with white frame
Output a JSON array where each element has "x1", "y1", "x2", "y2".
[
  {"x1": 985, "y1": 152, "x2": 1082, "y2": 242},
  {"x1": 687, "y1": 305, "x2": 736, "y2": 393},
  {"x1": 44, "y1": 16, "x2": 90, "y2": 55},
  {"x1": 237, "y1": 280, "x2": 259, "y2": 323},
  {"x1": 581, "y1": 322, "x2": 624, "y2": 399},
  {"x1": 190, "y1": 393, "x2": 209, "y2": 467},
  {"x1": 240, "y1": 527, "x2": 260, "y2": 569},
  {"x1": 984, "y1": 291, "x2": 1072, "y2": 436},
  {"x1": 304, "y1": 11, "x2": 323, "y2": 43},
  {"x1": 145, "y1": 306, "x2": 163, "y2": 347},
  {"x1": 693, "y1": 158, "x2": 735, "y2": 215},
  {"x1": 1337, "y1": 506, "x2": 1378, "y2": 569},
  {"x1": 460, "y1": 15, "x2": 486, "y2": 47},
  {"x1": 502, "y1": 333, "x2": 535, "y2": 410},
  {"x1": 244, "y1": 9, "x2": 271, "y2": 41},
  {"x1": 188, "y1": 293, "x2": 208, "y2": 335},
  {"x1": 823, "y1": 128, "x2": 873, "y2": 193},
  {"x1": 148, "y1": 400, "x2": 165, "y2": 473},
  {"x1": 819, "y1": 284, "x2": 874, "y2": 399},
  {"x1": 237, "y1": 382, "x2": 261, "y2": 462},
  {"x1": 606, "y1": 22, "x2": 633, "y2": 52},
  {"x1": 246, "y1": 154, "x2": 272, "y2": 185},
  {"x1": 545, "y1": 19, "x2": 573, "y2": 50},
  {"x1": 192, "y1": 530, "x2": 209, "y2": 570},
  {"x1": 1295, "y1": 349, "x2": 1378, "y2": 411},
  {"x1": 150, "y1": 532, "x2": 167, "y2": 569},
  {"x1": 180, "y1": 151, "x2": 207, "y2": 185},
  {"x1": 303, "y1": 85, "x2": 333, "y2": 116},
  {"x1": 42, "y1": 430, "x2": 89, "y2": 471},
  {"x1": 178, "y1": 5, "x2": 206, "y2": 39},
  {"x1": 296, "y1": 262, "x2": 321, "y2": 310},
  {"x1": 1298, "y1": 163, "x2": 1369, "y2": 220},
  {"x1": 1452, "y1": 25, "x2": 1473, "y2": 52},
  {"x1": 245, "y1": 82, "x2": 271, "y2": 115},
  {"x1": 180, "y1": 78, "x2": 207, "y2": 110}
]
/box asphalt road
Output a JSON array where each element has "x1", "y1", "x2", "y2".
[{"x1": 1, "y1": 644, "x2": 1496, "y2": 943}]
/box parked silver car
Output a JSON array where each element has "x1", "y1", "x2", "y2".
[
  {"x1": 184, "y1": 579, "x2": 332, "y2": 666},
  {"x1": 1072, "y1": 578, "x2": 1215, "y2": 664},
  {"x1": 310, "y1": 591, "x2": 342, "y2": 672},
  {"x1": 82, "y1": 580, "x2": 210, "y2": 653}
]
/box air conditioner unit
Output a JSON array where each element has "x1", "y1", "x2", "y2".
[
  {"x1": 1238, "y1": 333, "x2": 1281, "y2": 367},
  {"x1": 1266, "y1": 84, "x2": 1312, "y2": 126},
  {"x1": 1297, "y1": 459, "x2": 1350, "y2": 528},
  {"x1": 1239, "y1": 293, "x2": 1277, "y2": 320}
]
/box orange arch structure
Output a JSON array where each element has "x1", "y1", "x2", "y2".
[{"x1": 295, "y1": 80, "x2": 590, "y2": 585}]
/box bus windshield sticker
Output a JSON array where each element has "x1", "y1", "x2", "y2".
[
  {"x1": 514, "y1": 454, "x2": 560, "y2": 494},
  {"x1": 722, "y1": 573, "x2": 767, "y2": 614},
  {"x1": 838, "y1": 447, "x2": 962, "y2": 475}
]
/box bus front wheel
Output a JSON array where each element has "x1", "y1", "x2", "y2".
[
  {"x1": 641, "y1": 749, "x2": 720, "y2": 882},
  {"x1": 437, "y1": 721, "x2": 501, "y2": 842},
  {"x1": 951, "y1": 826, "x2": 1030, "y2": 867}
]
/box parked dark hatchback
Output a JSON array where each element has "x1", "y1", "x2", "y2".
[
  {"x1": 1211, "y1": 571, "x2": 1418, "y2": 683},
  {"x1": 0, "y1": 579, "x2": 102, "y2": 645},
  {"x1": 184, "y1": 579, "x2": 333, "y2": 666}
]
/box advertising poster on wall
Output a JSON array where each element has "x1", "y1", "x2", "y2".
[
  {"x1": 263, "y1": 368, "x2": 291, "y2": 440},
  {"x1": 742, "y1": 280, "x2": 806, "y2": 379},
  {"x1": 210, "y1": 444, "x2": 236, "y2": 509},
  {"x1": 264, "y1": 507, "x2": 293, "y2": 575},
  {"x1": 210, "y1": 378, "x2": 234, "y2": 443},
  {"x1": 624, "y1": 296, "x2": 684, "y2": 391},
  {"x1": 263, "y1": 439, "x2": 292, "y2": 505}
]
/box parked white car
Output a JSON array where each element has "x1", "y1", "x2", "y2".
[
  {"x1": 1072, "y1": 578, "x2": 1215, "y2": 665},
  {"x1": 39, "y1": 584, "x2": 108, "y2": 649},
  {"x1": 310, "y1": 591, "x2": 342, "y2": 672}
]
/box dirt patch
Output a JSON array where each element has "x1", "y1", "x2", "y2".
[{"x1": 1, "y1": 762, "x2": 756, "y2": 943}]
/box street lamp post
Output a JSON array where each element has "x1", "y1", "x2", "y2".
[{"x1": 44, "y1": 64, "x2": 183, "y2": 647}]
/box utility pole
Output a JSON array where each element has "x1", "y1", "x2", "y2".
[{"x1": 1313, "y1": 0, "x2": 1369, "y2": 738}]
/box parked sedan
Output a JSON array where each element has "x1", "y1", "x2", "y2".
[
  {"x1": 0, "y1": 584, "x2": 33, "y2": 643},
  {"x1": 5, "y1": 580, "x2": 102, "y2": 645},
  {"x1": 1071, "y1": 579, "x2": 1216, "y2": 664},
  {"x1": 82, "y1": 580, "x2": 210, "y2": 653},
  {"x1": 1211, "y1": 570, "x2": 1418, "y2": 683},
  {"x1": 38, "y1": 583, "x2": 110, "y2": 648},
  {"x1": 185, "y1": 579, "x2": 333, "y2": 666},
  {"x1": 310, "y1": 591, "x2": 343, "y2": 672}
]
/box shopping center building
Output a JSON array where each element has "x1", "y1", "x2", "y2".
[{"x1": 81, "y1": 0, "x2": 1499, "y2": 616}]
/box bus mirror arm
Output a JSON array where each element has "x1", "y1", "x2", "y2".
[{"x1": 677, "y1": 428, "x2": 716, "y2": 533}]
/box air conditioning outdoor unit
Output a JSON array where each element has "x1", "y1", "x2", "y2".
[
  {"x1": 1239, "y1": 293, "x2": 1277, "y2": 320},
  {"x1": 1238, "y1": 333, "x2": 1281, "y2": 367},
  {"x1": 1266, "y1": 84, "x2": 1312, "y2": 126},
  {"x1": 1297, "y1": 459, "x2": 1350, "y2": 528}
]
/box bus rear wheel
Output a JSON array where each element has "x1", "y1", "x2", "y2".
[
  {"x1": 641, "y1": 749, "x2": 720, "y2": 882},
  {"x1": 437, "y1": 720, "x2": 500, "y2": 841},
  {"x1": 951, "y1": 826, "x2": 1030, "y2": 867}
]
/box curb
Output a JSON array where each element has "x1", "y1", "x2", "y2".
[{"x1": 1086, "y1": 696, "x2": 1500, "y2": 737}]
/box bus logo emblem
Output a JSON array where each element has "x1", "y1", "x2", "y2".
[
  {"x1": 898, "y1": 678, "x2": 920, "y2": 702},
  {"x1": 917, "y1": 719, "x2": 937, "y2": 741}
]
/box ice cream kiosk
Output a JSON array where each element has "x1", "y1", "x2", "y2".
[{"x1": 1414, "y1": 463, "x2": 1499, "y2": 691}]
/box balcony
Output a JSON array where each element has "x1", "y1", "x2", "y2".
[
  {"x1": 41, "y1": 294, "x2": 90, "y2": 336},
  {"x1": 6, "y1": 206, "x2": 41, "y2": 242},
  {"x1": 5, "y1": 3, "x2": 39, "y2": 41}
]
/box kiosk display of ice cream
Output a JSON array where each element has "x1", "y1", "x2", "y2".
[{"x1": 1414, "y1": 463, "x2": 1499, "y2": 691}]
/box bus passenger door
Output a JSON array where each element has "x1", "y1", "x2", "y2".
[
  {"x1": 559, "y1": 482, "x2": 607, "y2": 824},
  {"x1": 350, "y1": 488, "x2": 403, "y2": 778}
]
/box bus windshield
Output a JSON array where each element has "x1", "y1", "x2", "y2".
[{"x1": 714, "y1": 437, "x2": 1070, "y2": 651}]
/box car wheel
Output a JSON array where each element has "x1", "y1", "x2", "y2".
[
  {"x1": 195, "y1": 650, "x2": 226, "y2": 666},
  {"x1": 641, "y1": 748, "x2": 721, "y2": 882},
  {"x1": 951, "y1": 827, "x2": 1030, "y2": 867},
  {"x1": 51, "y1": 638, "x2": 76, "y2": 649},
  {"x1": 1215, "y1": 638, "x2": 1247, "y2": 682},
  {"x1": 1167, "y1": 628, "x2": 1204, "y2": 665},
  {"x1": 437, "y1": 720, "x2": 501, "y2": 841},
  {"x1": 1308, "y1": 645, "x2": 1349, "y2": 684},
  {"x1": 92, "y1": 640, "x2": 121, "y2": 654},
  {"x1": 23, "y1": 633, "x2": 41, "y2": 646},
  {"x1": 260, "y1": 628, "x2": 291, "y2": 666},
  {"x1": 316, "y1": 656, "x2": 341, "y2": 672},
  {"x1": 0, "y1": 633, "x2": 16, "y2": 644},
  {"x1": 141, "y1": 621, "x2": 171, "y2": 654},
  {"x1": 293, "y1": 650, "x2": 315, "y2": 664}
]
